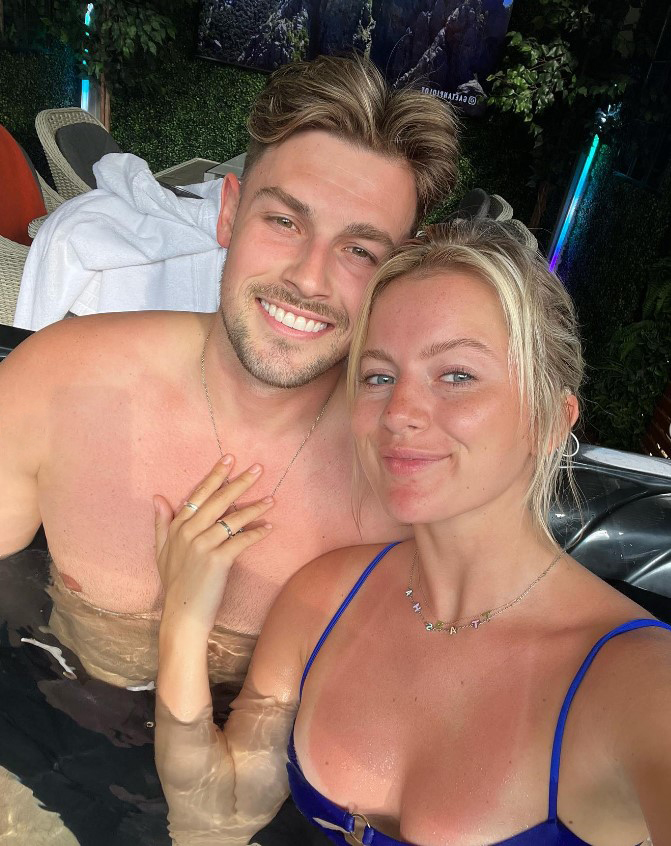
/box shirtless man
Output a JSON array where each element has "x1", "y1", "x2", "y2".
[{"x1": 0, "y1": 55, "x2": 458, "y2": 657}]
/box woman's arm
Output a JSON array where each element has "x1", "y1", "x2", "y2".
[{"x1": 153, "y1": 457, "x2": 307, "y2": 844}]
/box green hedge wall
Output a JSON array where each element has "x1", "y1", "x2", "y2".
[
  {"x1": 0, "y1": 44, "x2": 78, "y2": 179},
  {"x1": 110, "y1": 50, "x2": 266, "y2": 172}
]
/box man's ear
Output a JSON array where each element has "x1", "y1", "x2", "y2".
[{"x1": 216, "y1": 173, "x2": 241, "y2": 248}]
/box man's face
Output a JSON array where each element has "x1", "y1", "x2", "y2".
[{"x1": 217, "y1": 130, "x2": 418, "y2": 389}]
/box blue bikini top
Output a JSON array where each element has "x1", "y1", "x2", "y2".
[{"x1": 287, "y1": 541, "x2": 670, "y2": 846}]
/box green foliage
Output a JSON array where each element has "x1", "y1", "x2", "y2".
[
  {"x1": 46, "y1": 0, "x2": 196, "y2": 98},
  {"x1": 198, "y1": 0, "x2": 275, "y2": 63},
  {"x1": 284, "y1": 17, "x2": 309, "y2": 63},
  {"x1": 2, "y1": 0, "x2": 197, "y2": 103},
  {"x1": 488, "y1": 0, "x2": 645, "y2": 193},
  {"x1": 585, "y1": 259, "x2": 671, "y2": 450},
  {"x1": 425, "y1": 112, "x2": 536, "y2": 225},
  {"x1": 110, "y1": 47, "x2": 265, "y2": 171},
  {"x1": 0, "y1": 42, "x2": 77, "y2": 176},
  {"x1": 489, "y1": 35, "x2": 576, "y2": 133}
]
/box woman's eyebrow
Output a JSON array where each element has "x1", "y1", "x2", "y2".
[
  {"x1": 360, "y1": 348, "x2": 394, "y2": 363},
  {"x1": 361, "y1": 339, "x2": 495, "y2": 364},
  {"x1": 420, "y1": 338, "x2": 495, "y2": 359}
]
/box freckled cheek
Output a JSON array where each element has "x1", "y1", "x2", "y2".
[{"x1": 437, "y1": 395, "x2": 518, "y2": 446}]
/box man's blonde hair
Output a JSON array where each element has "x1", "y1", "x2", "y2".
[
  {"x1": 346, "y1": 218, "x2": 584, "y2": 536},
  {"x1": 245, "y1": 54, "x2": 459, "y2": 227}
]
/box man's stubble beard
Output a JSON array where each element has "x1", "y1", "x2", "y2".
[{"x1": 220, "y1": 300, "x2": 348, "y2": 389}]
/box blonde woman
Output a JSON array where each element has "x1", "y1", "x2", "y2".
[{"x1": 154, "y1": 219, "x2": 671, "y2": 846}]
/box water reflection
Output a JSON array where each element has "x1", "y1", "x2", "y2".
[{"x1": 0, "y1": 545, "x2": 252, "y2": 846}]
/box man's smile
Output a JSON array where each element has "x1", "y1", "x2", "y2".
[{"x1": 257, "y1": 298, "x2": 333, "y2": 336}]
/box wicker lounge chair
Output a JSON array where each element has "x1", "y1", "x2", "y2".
[
  {"x1": 0, "y1": 174, "x2": 63, "y2": 325},
  {"x1": 35, "y1": 107, "x2": 119, "y2": 200}
]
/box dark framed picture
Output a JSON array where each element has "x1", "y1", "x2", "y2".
[{"x1": 197, "y1": 0, "x2": 515, "y2": 115}]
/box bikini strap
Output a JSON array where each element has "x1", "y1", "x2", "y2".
[
  {"x1": 548, "y1": 617, "x2": 671, "y2": 820},
  {"x1": 299, "y1": 541, "x2": 401, "y2": 701}
]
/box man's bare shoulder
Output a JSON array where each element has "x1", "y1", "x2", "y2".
[{"x1": 2, "y1": 310, "x2": 210, "y2": 393}]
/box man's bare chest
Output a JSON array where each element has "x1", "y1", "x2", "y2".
[{"x1": 37, "y1": 396, "x2": 361, "y2": 627}]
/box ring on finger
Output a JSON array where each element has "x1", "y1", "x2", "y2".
[
  {"x1": 184, "y1": 501, "x2": 199, "y2": 512},
  {"x1": 216, "y1": 519, "x2": 235, "y2": 539}
]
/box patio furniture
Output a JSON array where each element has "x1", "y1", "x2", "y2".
[
  {"x1": 1, "y1": 179, "x2": 62, "y2": 324},
  {"x1": 203, "y1": 153, "x2": 247, "y2": 181},
  {"x1": 0, "y1": 125, "x2": 64, "y2": 325},
  {"x1": 35, "y1": 107, "x2": 121, "y2": 199},
  {"x1": 154, "y1": 157, "x2": 219, "y2": 188}
]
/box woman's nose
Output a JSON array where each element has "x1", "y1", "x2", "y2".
[{"x1": 382, "y1": 379, "x2": 430, "y2": 433}]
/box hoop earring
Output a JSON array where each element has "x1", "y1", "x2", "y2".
[{"x1": 562, "y1": 432, "x2": 579, "y2": 459}]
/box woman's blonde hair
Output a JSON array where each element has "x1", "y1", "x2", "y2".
[
  {"x1": 245, "y1": 54, "x2": 459, "y2": 228},
  {"x1": 346, "y1": 218, "x2": 584, "y2": 537}
]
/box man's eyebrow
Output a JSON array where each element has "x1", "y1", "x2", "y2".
[
  {"x1": 253, "y1": 186, "x2": 312, "y2": 219},
  {"x1": 420, "y1": 339, "x2": 495, "y2": 359},
  {"x1": 343, "y1": 223, "x2": 395, "y2": 251},
  {"x1": 253, "y1": 188, "x2": 395, "y2": 250}
]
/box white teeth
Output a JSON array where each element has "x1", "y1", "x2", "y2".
[{"x1": 259, "y1": 299, "x2": 329, "y2": 334}]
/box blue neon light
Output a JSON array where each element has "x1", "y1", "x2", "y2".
[
  {"x1": 549, "y1": 134, "x2": 600, "y2": 272},
  {"x1": 81, "y1": 4, "x2": 94, "y2": 109}
]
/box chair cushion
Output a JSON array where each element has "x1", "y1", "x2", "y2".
[
  {"x1": 55, "y1": 122, "x2": 122, "y2": 189},
  {"x1": 0, "y1": 125, "x2": 47, "y2": 246}
]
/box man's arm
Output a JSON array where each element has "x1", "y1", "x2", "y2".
[{"x1": 0, "y1": 331, "x2": 47, "y2": 555}]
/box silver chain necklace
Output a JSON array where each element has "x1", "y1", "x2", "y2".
[
  {"x1": 200, "y1": 326, "x2": 334, "y2": 508},
  {"x1": 406, "y1": 549, "x2": 563, "y2": 633}
]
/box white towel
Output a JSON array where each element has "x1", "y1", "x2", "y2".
[{"x1": 14, "y1": 153, "x2": 226, "y2": 330}]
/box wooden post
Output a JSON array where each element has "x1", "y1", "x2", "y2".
[
  {"x1": 642, "y1": 381, "x2": 671, "y2": 459},
  {"x1": 100, "y1": 72, "x2": 111, "y2": 130}
]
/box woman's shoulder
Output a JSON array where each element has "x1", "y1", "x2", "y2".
[
  {"x1": 548, "y1": 557, "x2": 671, "y2": 708},
  {"x1": 253, "y1": 543, "x2": 403, "y2": 693},
  {"x1": 269, "y1": 542, "x2": 402, "y2": 641},
  {"x1": 564, "y1": 567, "x2": 671, "y2": 734},
  {"x1": 280, "y1": 542, "x2": 401, "y2": 609}
]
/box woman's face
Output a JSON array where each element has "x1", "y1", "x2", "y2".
[{"x1": 351, "y1": 270, "x2": 535, "y2": 526}]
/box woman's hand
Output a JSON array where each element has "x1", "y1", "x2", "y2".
[{"x1": 154, "y1": 455, "x2": 274, "y2": 638}]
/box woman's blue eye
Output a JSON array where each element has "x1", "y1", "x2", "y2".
[
  {"x1": 441, "y1": 372, "x2": 473, "y2": 384},
  {"x1": 364, "y1": 374, "x2": 395, "y2": 386}
]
